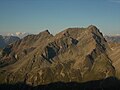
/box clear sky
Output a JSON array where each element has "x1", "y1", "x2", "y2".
[{"x1": 0, "y1": 0, "x2": 120, "y2": 35}]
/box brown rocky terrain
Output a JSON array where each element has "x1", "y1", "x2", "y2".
[
  {"x1": 110, "y1": 45, "x2": 120, "y2": 78},
  {"x1": 0, "y1": 25, "x2": 115, "y2": 86},
  {"x1": 104, "y1": 35, "x2": 120, "y2": 79}
]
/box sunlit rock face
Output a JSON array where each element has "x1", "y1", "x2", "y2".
[{"x1": 0, "y1": 25, "x2": 115, "y2": 86}]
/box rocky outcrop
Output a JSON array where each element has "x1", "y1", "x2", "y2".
[
  {"x1": 0, "y1": 36, "x2": 20, "y2": 67},
  {"x1": 0, "y1": 25, "x2": 115, "y2": 86}
]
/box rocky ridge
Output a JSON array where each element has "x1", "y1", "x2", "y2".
[{"x1": 0, "y1": 25, "x2": 115, "y2": 86}]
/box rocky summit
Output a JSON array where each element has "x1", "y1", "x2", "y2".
[{"x1": 0, "y1": 25, "x2": 115, "y2": 86}]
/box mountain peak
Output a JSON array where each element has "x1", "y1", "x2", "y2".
[
  {"x1": 87, "y1": 25, "x2": 99, "y2": 33},
  {"x1": 87, "y1": 25, "x2": 97, "y2": 29},
  {"x1": 0, "y1": 25, "x2": 115, "y2": 86},
  {"x1": 39, "y1": 30, "x2": 51, "y2": 35}
]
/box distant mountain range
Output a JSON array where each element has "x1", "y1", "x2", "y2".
[
  {"x1": 0, "y1": 35, "x2": 7, "y2": 49},
  {"x1": 104, "y1": 35, "x2": 120, "y2": 43},
  {"x1": 6, "y1": 32, "x2": 29, "y2": 39},
  {"x1": 0, "y1": 32, "x2": 29, "y2": 48},
  {"x1": 0, "y1": 35, "x2": 20, "y2": 48}
]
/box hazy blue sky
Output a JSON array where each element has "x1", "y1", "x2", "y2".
[{"x1": 0, "y1": 0, "x2": 120, "y2": 35}]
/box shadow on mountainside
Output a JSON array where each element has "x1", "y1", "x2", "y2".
[{"x1": 0, "y1": 77, "x2": 120, "y2": 90}]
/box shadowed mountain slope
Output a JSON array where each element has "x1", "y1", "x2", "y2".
[{"x1": 0, "y1": 77, "x2": 120, "y2": 90}]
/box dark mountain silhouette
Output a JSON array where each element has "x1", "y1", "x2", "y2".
[{"x1": 0, "y1": 77, "x2": 120, "y2": 90}]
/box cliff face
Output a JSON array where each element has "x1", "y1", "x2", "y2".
[
  {"x1": 104, "y1": 35, "x2": 120, "y2": 79},
  {"x1": 0, "y1": 25, "x2": 115, "y2": 86},
  {"x1": 107, "y1": 42, "x2": 120, "y2": 78}
]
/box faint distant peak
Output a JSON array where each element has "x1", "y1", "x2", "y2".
[
  {"x1": 16, "y1": 32, "x2": 26, "y2": 36},
  {"x1": 6, "y1": 32, "x2": 29, "y2": 39},
  {"x1": 105, "y1": 34, "x2": 120, "y2": 37},
  {"x1": 7, "y1": 33, "x2": 14, "y2": 36}
]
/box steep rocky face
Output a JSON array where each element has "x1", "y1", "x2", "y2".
[
  {"x1": 0, "y1": 36, "x2": 20, "y2": 67},
  {"x1": 110, "y1": 46, "x2": 120, "y2": 77},
  {"x1": 104, "y1": 35, "x2": 120, "y2": 78},
  {"x1": 0, "y1": 25, "x2": 115, "y2": 86},
  {"x1": 0, "y1": 30, "x2": 53, "y2": 67},
  {"x1": 107, "y1": 42, "x2": 120, "y2": 78}
]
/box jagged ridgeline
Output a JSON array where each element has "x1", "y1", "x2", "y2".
[{"x1": 0, "y1": 25, "x2": 115, "y2": 86}]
